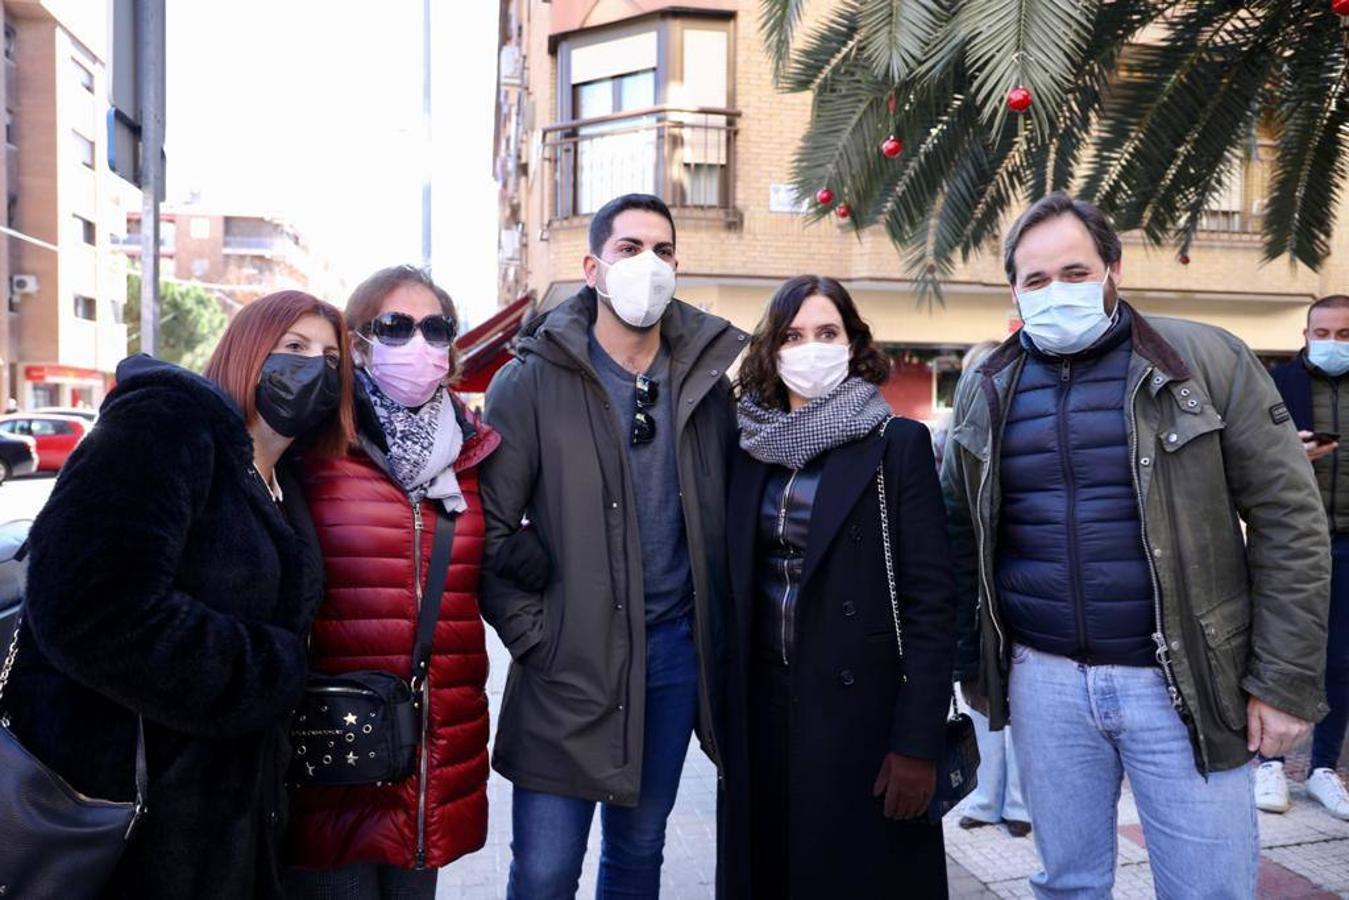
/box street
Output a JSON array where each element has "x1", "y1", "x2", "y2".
[{"x1": 8, "y1": 476, "x2": 1349, "y2": 897}]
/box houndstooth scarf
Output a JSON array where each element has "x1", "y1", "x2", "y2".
[
  {"x1": 358, "y1": 371, "x2": 466, "y2": 513},
  {"x1": 738, "y1": 377, "x2": 893, "y2": 470}
]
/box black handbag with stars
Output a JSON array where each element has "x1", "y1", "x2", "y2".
[{"x1": 287, "y1": 511, "x2": 457, "y2": 787}]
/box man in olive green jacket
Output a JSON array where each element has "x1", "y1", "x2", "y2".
[
  {"x1": 942, "y1": 192, "x2": 1330, "y2": 898},
  {"x1": 479, "y1": 194, "x2": 745, "y2": 897}
]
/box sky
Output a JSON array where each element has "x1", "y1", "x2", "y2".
[{"x1": 164, "y1": 0, "x2": 501, "y2": 324}]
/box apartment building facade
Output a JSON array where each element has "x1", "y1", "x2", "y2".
[
  {"x1": 494, "y1": 0, "x2": 1349, "y2": 421},
  {"x1": 119, "y1": 202, "x2": 342, "y2": 307},
  {"x1": 2, "y1": 0, "x2": 134, "y2": 411}
]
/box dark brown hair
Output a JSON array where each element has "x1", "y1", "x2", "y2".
[
  {"x1": 345, "y1": 265, "x2": 461, "y2": 382},
  {"x1": 1003, "y1": 192, "x2": 1122, "y2": 284},
  {"x1": 736, "y1": 275, "x2": 891, "y2": 410},
  {"x1": 1309, "y1": 294, "x2": 1349, "y2": 324},
  {"x1": 202, "y1": 290, "x2": 356, "y2": 456}
]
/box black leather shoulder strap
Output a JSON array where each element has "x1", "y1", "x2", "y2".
[{"x1": 411, "y1": 509, "x2": 457, "y2": 685}]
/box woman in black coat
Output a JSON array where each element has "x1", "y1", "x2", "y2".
[
  {"x1": 1, "y1": 291, "x2": 356, "y2": 898},
  {"x1": 721, "y1": 275, "x2": 957, "y2": 899}
]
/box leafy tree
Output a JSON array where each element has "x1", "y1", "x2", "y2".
[
  {"x1": 125, "y1": 271, "x2": 229, "y2": 372},
  {"x1": 762, "y1": 0, "x2": 1346, "y2": 294}
]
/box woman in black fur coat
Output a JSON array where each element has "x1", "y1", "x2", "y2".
[{"x1": 1, "y1": 291, "x2": 356, "y2": 898}]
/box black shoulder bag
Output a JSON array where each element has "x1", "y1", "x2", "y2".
[
  {"x1": 876, "y1": 428, "x2": 980, "y2": 824},
  {"x1": 288, "y1": 510, "x2": 457, "y2": 787},
  {"x1": 0, "y1": 613, "x2": 148, "y2": 899}
]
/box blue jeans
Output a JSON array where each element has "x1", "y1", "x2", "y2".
[
  {"x1": 506, "y1": 616, "x2": 699, "y2": 900},
  {"x1": 961, "y1": 707, "x2": 1028, "y2": 824},
  {"x1": 1009, "y1": 643, "x2": 1258, "y2": 899}
]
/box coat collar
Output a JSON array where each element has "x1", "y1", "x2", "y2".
[{"x1": 519, "y1": 286, "x2": 747, "y2": 384}]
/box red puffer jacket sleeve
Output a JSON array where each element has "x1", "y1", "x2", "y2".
[{"x1": 286, "y1": 417, "x2": 499, "y2": 871}]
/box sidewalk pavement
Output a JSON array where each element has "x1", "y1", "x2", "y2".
[{"x1": 437, "y1": 633, "x2": 1349, "y2": 898}]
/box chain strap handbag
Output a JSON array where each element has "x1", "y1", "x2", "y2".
[
  {"x1": 0, "y1": 613, "x2": 148, "y2": 899},
  {"x1": 876, "y1": 429, "x2": 979, "y2": 824},
  {"x1": 287, "y1": 509, "x2": 457, "y2": 787}
]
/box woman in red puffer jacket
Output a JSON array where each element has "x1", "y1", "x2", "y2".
[{"x1": 285, "y1": 266, "x2": 500, "y2": 899}]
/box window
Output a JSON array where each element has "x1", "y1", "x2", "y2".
[
  {"x1": 0, "y1": 420, "x2": 17, "y2": 434},
  {"x1": 72, "y1": 131, "x2": 94, "y2": 169},
  {"x1": 5, "y1": 109, "x2": 14, "y2": 145},
  {"x1": 72, "y1": 58, "x2": 93, "y2": 93},
  {"x1": 73, "y1": 294, "x2": 97, "y2": 320},
  {"x1": 572, "y1": 70, "x2": 658, "y2": 214},
  {"x1": 29, "y1": 418, "x2": 73, "y2": 436},
  {"x1": 31, "y1": 385, "x2": 58, "y2": 407},
  {"x1": 74, "y1": 214, "x2": 95, "y2": 245},
  {"x1": 554, "y1": 17, "x2": 734, "y2": 219},
  {"x1": 4, "y1": 25, "x2": 14, "y2": 63}
]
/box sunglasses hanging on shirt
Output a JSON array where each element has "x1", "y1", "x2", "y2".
[
  {"x1": 632, "y1": 374, "x2": 658, "y2": 445},
  {"x1": 366, "y1": 312, "x2": 458, "y2": 348}
]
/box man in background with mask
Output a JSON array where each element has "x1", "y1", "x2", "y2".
[
  {"x1": 942, "y1": 191, "x2": 1329, "y2": 898},
  {"x1": 479, "y1": 193, "x2": 746, "y2": 897},
  {"x1": 1258, "y1": 295, "x2": 1349, "y2": 819}
]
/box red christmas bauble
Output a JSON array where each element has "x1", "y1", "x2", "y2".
[
  {"x1": 1179, "y1": 253, "x2": 1191, "y2": 265},
  {"x1": 835, "y1": 203, "x2": 851, "y2": 221},
  {"x1": 816, "y1": 187, "x2": 835, "y2": 206},
  {"x1": 1334, "y1": 0, "x2": 1349, "y2": 16},
  {"x1": 1007, "y1": 86, "x2": 1033, "y2": 113},
  {"x1": 881, "y1": 136, "x2": 903, "y2": 158}
]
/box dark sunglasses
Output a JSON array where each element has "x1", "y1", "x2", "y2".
[
  {"x1": 632, "y1": 374, "x2": 658, "y2": 445},
  {"x1": 366, "y1": 312, "x2": 458, "y2": 348}
]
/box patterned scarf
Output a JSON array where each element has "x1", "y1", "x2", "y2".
[
  {"x1": 358, "y1": 371, "x2": 466, "y2": 513},
  {"x1": 738, "y1": 377, "x2": 893, "y2": 470}
]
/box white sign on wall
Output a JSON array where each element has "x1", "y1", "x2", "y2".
[{"x1": 769, "y1": 183, "x2": 809, "y2": 214}]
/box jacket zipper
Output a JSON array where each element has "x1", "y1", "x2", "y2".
[
  {"x1": 1057, "y1": 360, "x2": 1090, "y2": 660},
  {"x1": 777, "y1": 469, "x2": 801, "y2": 666},
  {"x1": 1331, "y1": 380, "x2": 1340, "y2": 525},
  {"x1": 974, "y1": 435, "x2": 1007, "y2": 663},
  {"x1": 1128, "y1": 369, "x2": 1186, "y2": 712},
  {"x1": 410, "y1": 500, "x2": 431, "y2": 869}
]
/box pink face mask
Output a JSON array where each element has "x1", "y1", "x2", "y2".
[{"x1": 362, "y1": 333, "x2": 450, "y2": 407}]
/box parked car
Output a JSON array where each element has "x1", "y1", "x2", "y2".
[
  {"x1": 0, "y1": 414, "x2": 88, "y2": 472},
  {"x1": 0, "y1": 433, "x2": 38, "y2": 484},
  {"x1": 32, "y1": 406, "x2": 98, "y2": 424}
]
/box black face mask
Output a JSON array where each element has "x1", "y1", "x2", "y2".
[{"x1": 255, "y1": 353, "x2": 340, "y2": 438}]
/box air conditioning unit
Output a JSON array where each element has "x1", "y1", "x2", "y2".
[{"x1": 10, "y1": 274, "x2": 37, "y2": 294}]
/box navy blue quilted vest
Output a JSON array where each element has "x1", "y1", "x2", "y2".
[{"x1": 995, "y1": 309, "x2": 1156, "y2": 666}]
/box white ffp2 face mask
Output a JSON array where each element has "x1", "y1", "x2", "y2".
[
  {"x1": 1015, "y1": 272, "x2": 1114, "y2": 355},
  {"x1": 595, "y1": 250, "x2": 677, "y2": 329},
  {"x1": 777, "y1": 341, "x2": 851, "y2": 401}
]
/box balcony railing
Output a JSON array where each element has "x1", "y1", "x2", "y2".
[
  {"x1": 1196, "y1": 209, "x2": 1264, "y2": 241},
  {"x1": 222, "y1": 235, "x2": 297, "y2": 255},
  {"x1": 541, "y1": 105, "x2": 740, "y2": 224}
]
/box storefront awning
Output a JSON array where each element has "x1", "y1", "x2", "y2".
[{"x1": 455, "y1": 295, "x2": 533, "y2": 394}]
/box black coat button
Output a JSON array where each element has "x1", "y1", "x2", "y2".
[
  {"x1": 842, "y1": 601, "x2": 857, "y2": 617},
  {"x1": 848, "y1": 524, "x2": 864, "y2": 542},
  {"x1": 840, "y1": 670, "x2": 856, "y2": 686}
]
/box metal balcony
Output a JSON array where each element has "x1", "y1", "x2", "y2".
[{"x1": 541, "y1": 105, "x2": 741, "y2": 225}]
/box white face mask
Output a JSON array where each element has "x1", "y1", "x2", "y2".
[
  {"x1": 595, "y1": 250, "x2": 677, "y2": 329},
  {"x1": 778, "y1": 341, "x2": 851, "y2": 402},
  {"x1": 1015, "y1": 272, "x2": 1114, "y2": 356}
]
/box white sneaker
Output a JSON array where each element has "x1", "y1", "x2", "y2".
[
  {"x1": 1255, "y1": 761, "x2": 1291, "y2": 814},
  {"x1": 1306, "y1": 768, "x2": 1349, "y2": 820}
]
